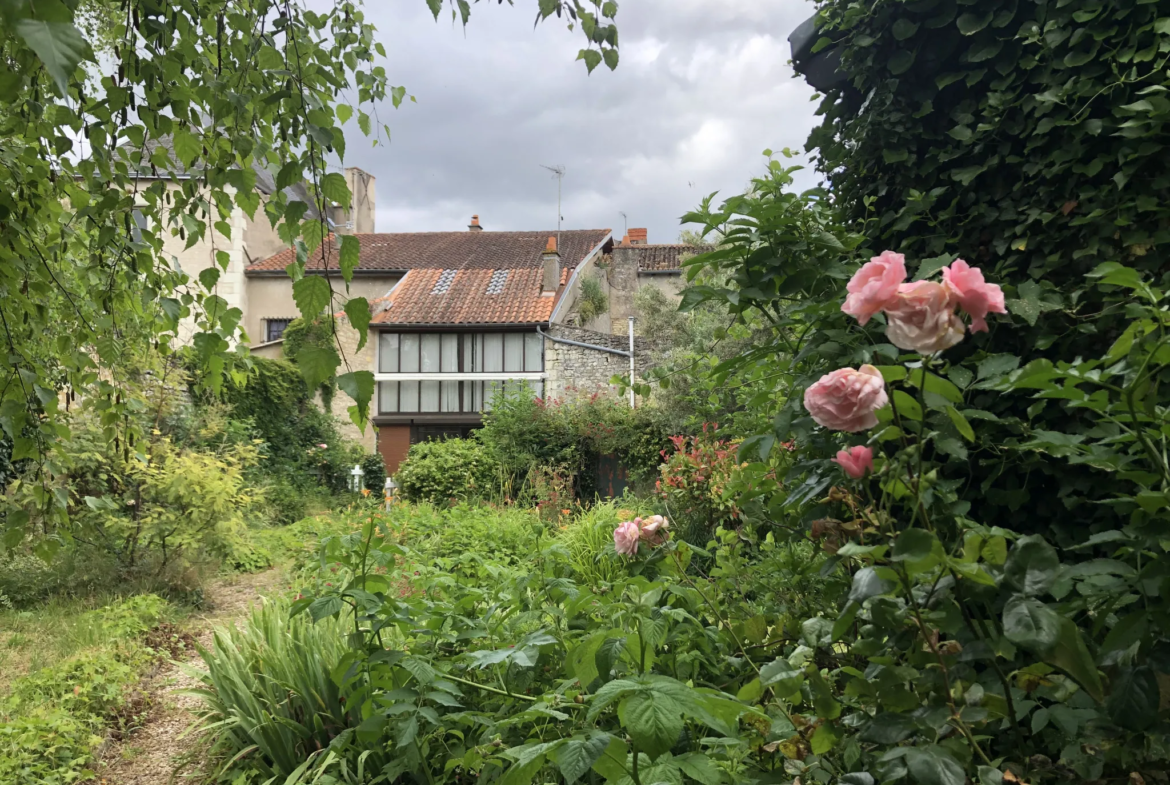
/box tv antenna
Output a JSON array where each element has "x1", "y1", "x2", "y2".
[
  {"x1": 619, "y1": 211, "x2": 628, "y2": 238},
  {"x1": 540, "y1": 164, "x2": 565, "y2": 248}
]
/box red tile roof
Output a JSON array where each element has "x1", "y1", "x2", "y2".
[
  {"x1": 628, "y1": 244, "x2": 711, "y2": 272},
  {"x1": 245, "y1": 229, "x2": 611, "y2": 274},
  {"x1": 370, "y1": 266, "x2": 570, "y2": 325}
]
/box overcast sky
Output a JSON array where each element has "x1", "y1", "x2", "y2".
[{"x1": 337, "y1": 0, "x2": 821, "y2": 243}]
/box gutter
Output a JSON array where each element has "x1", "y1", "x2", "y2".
[
  {"x1": 245, "y1": 268, "x2": 409, "y2": 278},
  {"x1": 536, "y1": 325, "x2": 629, "y2": 357},
  {"x1": 637, "y1": 269, "x2": 683, "y2": 276}
]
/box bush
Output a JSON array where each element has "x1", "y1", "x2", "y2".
[
  {"x1": 656, "y1": 430, "x2": 744, "y2": 545},
  {"x1": 478, "y1": 389, "x2": 673, "y2": 498},
  {"x1": 361, "y1": 451, "x2": 386, "y2": 494},
  {"x1": 395, "y1": 438, "x2": 498, "y2": 505},
  {"x1": 556, "y1": 501, "x2": 642, "y2": 587}
]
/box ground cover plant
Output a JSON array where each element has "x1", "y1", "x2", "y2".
[{"x1": 194, "y1": 499, "x2": 845, "y2": 785}]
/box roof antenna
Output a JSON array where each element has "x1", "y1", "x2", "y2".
[
  {"x1": 619, "y1": 211, "x2": 627, "y2": 239},
  {"x1": 540, "y1": 164, "x2": 564, "y2": 250}
]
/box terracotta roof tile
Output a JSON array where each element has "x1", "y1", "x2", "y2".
[
  {"x1": 371, "y1": 267, "x2": 562, "y2": 325},
  {"x1": 629, "y1": 244, "x2": 711, "y2": 272},
  {"x1": 245, "y1": 229, "x2": 611, "y2": 274}
]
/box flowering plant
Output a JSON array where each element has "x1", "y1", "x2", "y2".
[{"x1": 612, "y1": 514, "x2": 671, "y2": 557}]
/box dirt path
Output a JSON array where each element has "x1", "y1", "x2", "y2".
[{"x1": 93, "y1": 569, "x2": 286, "y2": 785}]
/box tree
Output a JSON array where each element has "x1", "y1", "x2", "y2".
[{"x1": 0, "y1": 0, "x2": 618, "y2": 540}]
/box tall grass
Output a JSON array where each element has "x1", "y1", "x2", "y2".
[
  {"x1": 188, "y1": 600, "x2": 369, "y2": 781},
  {"x1": 556, "y1": 501, "x2": 633, "y2": 587}
]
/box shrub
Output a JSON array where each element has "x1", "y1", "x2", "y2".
[
  {"x1": 656, "y1": 430, "x2": 743, "y2": 545},
  {"x1": 576, "y1": 273, "x2": 609, "y2": 324},
  {"x1": 395, "y1": 438, "x2": 498, "y2": 504},
  {"x1": 556, "y1": 501, "x2": 640, "y2": 587},
  {"x1": 360, "y1": 451, "x2": 386, "y2": 494}
]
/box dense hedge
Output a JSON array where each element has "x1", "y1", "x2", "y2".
[{"x1": 808, "y1": 0, "x2": 1170, "y2": 540}]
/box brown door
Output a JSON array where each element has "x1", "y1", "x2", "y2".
[{"x1": 377, "y1": 425, "x2": 412, "y2": 475}]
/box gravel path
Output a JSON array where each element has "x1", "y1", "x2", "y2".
[{"x1": 92, "y1": 569, "x2": 286, "y2": 785}]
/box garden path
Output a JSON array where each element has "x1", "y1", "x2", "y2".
[{"x1": 92, "y1": 568, "x2": 286, "y2": 785}]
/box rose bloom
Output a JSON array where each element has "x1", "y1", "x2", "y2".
[
  {"x1": 884, "y1": 281, "x2": 966, "y2": 354},
  {"x1": 614, "y1": 520, "x2": 641, "y2": 556},
  {"x1": 804, "y1": 365, "x2": 889, "y2": 432},
  {"x1": 833, "y1": 445, "x2": 874, "y2": 479},
  {"x1": 942, "y1": 260, "x2": 1006, "y2": 333},
  {"x1": 639, "y1": 515, "x2": 670, "y2": 546},
  {"x1": 842, "y1": 250, "x2": 907, "y2": 325}
]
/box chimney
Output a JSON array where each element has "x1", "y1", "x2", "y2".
[
  {"x1": 542, "y1": 236, "x2": 560, "y2": 293},
  {"x1": 468, "y1": 214, "x2": 483, "y2": 231},
  {"x1": 628, "y1": 228, "x2": 648, "y2": 245}
]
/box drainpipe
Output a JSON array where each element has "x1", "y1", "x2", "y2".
[
  {"x1": 628, "y1": 316, "x2": 635, "y2": 409},
  {"x1": 536, "y1": 325, "x2": 630, "y2": 357}
]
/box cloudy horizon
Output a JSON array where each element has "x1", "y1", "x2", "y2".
[{"x1": 332, "y1": 0, "x2": 821, "y2": 244}]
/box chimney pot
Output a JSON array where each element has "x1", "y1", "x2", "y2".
[
  {"x1": 618, "y1": 234, "x2": 631, "y2": 247},
  {"x1": 468, "y1": 214, "x2": 483, "y2": 231},
  {"x1": 542, "y1": 235, "x2": 560, "y2": 293}
]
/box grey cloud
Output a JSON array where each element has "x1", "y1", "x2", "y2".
[{"x1": 337, "y1": 0, "x2": 820, "y2": 241}]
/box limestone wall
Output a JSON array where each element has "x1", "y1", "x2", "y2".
[{"x1": 544, "y1": 324, "x2": 653, "y2": 402}]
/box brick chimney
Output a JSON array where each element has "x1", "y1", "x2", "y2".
[
  {"x1": 468, "y1": 214, "x2": 483, "y2": 231},
  {"x1": 542, "y1": 236, "x2": 560, "y2": 294},
  {"x1": 628, "y1": 228, "x2": 647, "y2": 245}
]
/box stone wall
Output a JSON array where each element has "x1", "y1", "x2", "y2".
[
  {"x1": 325, "y1": 318, "x2": 378, "y2": 451},
  {"x1": 544, "y1": 324, "x2": 653, "y2": 402}
]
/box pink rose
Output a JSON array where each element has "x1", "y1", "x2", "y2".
[
  {"x1": 614, "y1": 520, "x2": 641, "y2": 556},
  {"x1": 884, "y1": 281, "x2": 966, "y2": 354},
  {"x1": 942, "y1": 260, "x2": 1006, "y2": 333},
  {"x1": 639, "y1": 515, "x2": 670, "y2": 545},
  {"x1": 803, "y1": 365, "x2": 889, "y2": 433},
  {"x1": 842, "y1": 251, "x2": 907, "y2": 326},
  {"x1": 833, "y1": 445, "x2": 874, "y2": 479}
]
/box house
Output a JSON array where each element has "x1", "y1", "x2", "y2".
[{"x1": 242, "y1": 214, "x2": 703, "y2": 472}]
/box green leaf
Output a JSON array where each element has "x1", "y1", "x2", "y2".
[
  {"x1": 321, "y1": 172, "x2": 351, "y2": 207},
  {"x1": 297, "y1": 345, "x2": 340, "y2": 390},
  {"x1": 15, "y1": 20, "x2": 88, "y2": 93},
  {"x1": 619, "y1": 691, "x2": 684, "y2": 760},
  {"x1": 1087, "y1": 262, "x2": 1146, "y2": 291},
  {"x1": 344, "y1": 297, "x2": 371, "y2": 351},
  {"x1": 759, "y1": 658, "x2": 803, "y2": 698},
  {"x1": 277, "y1": 160, "x2": 303, "y2": 192},
  {"x1": 591, "y1": 736, "x2": 629, "y2": 782},
  {"x1": 860, "y1": 712, "x2": 917, "y2": 744},
  {"x1": 1048, "y1": 617, "x2": 1103, "y2": 702},
  {"x1": 579, "y1": 49, "x2": 603, "y2": 73},
  {"x1": 339, "y1": 234, "x2": 361, "y2": 282},
  {"x1": 848, "y1": 567, "x2": 893, "y2": 605},
  {"x1": 908, "y1": 369, "x2": 963, "y2": 403},
  {"x1": 500, "y1": 754, "x2": 547, "y2": 785},
  {"x1": 603, "y1": 48, "x2": 619, "y2": 70},
  {"x1": 892, "y1": 390, "x2": 923, "y2": 421},
  {"x1": 1007, "y1": 280, "x2": 1044, "y2": 326},
  {"x1": 888, "y1": 50, "x2": 915, "y2": 75},
  {"x1": 810, "y1": 722, "x2": 840, "y2": 754},
  {"x1": 1004, "y1": 535, "x2": 1059, "y2": 596},
  {"x1": 892, "y1": 19, "x2": 919, "y2": 40},
  {"x1": 172, "y1": 129, "x2": 202, "y2": 168},
  {"x1": 906, "y1": 746, "x2": 965, "y2": 785},
  {"x1": 553, "y1": 734, "x2": 612, "y2": 785},
  {"x1": 198, "y1": 267, "x2": 221, "y2": 290},
  {"x1": 976, "y1": 354, "x2": 1020, "y2": 380},
  {"x1": 893, "y1": 529, "x2": 936, "y2": 562},
  {"x1": 1106, "y1": 666, "x2": 1158, "y2": 730},
  {"x1": 956, "y1": 11, "x2": 993, "y2": 35},
  {"x1": 308, "y1": 595, "x2": 343, "y2": 621},
  {"x1": 293, "y1": 276, "x2": 333, "y2": 318},
  {"x1": 337, "y1": 371, "x2": 374, "y2": 426},
  {"x1": 674, "y1": 753, "x2": 721, "y2": 785},
  {"x1": 1003, "y1": 596, "x2": 1060, "y2": 652},
  {"x1": 946, "y1": 406, "x2": 975, "y2": 442}
]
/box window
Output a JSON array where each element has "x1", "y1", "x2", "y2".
[
  {"x1": 376, "y1": 331, "x2": 545, "y2": 415},
  {"x1": 266, "y1": 319, "x2": 292, "y2": 342}
]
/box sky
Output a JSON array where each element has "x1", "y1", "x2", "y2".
[{"x1": 338, "y1": 0, "x2": 822, "y2": 243}]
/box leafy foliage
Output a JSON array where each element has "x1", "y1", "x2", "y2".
[
  {"x1": 0, "y1": 0, "x2": 620, "y2": 541},
  {"x1": 576, "y1": 274, "x2": 610, "y2": 325},
  {"x1": 395, "y1": 439, "x2": 500, "y2": 505}
]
